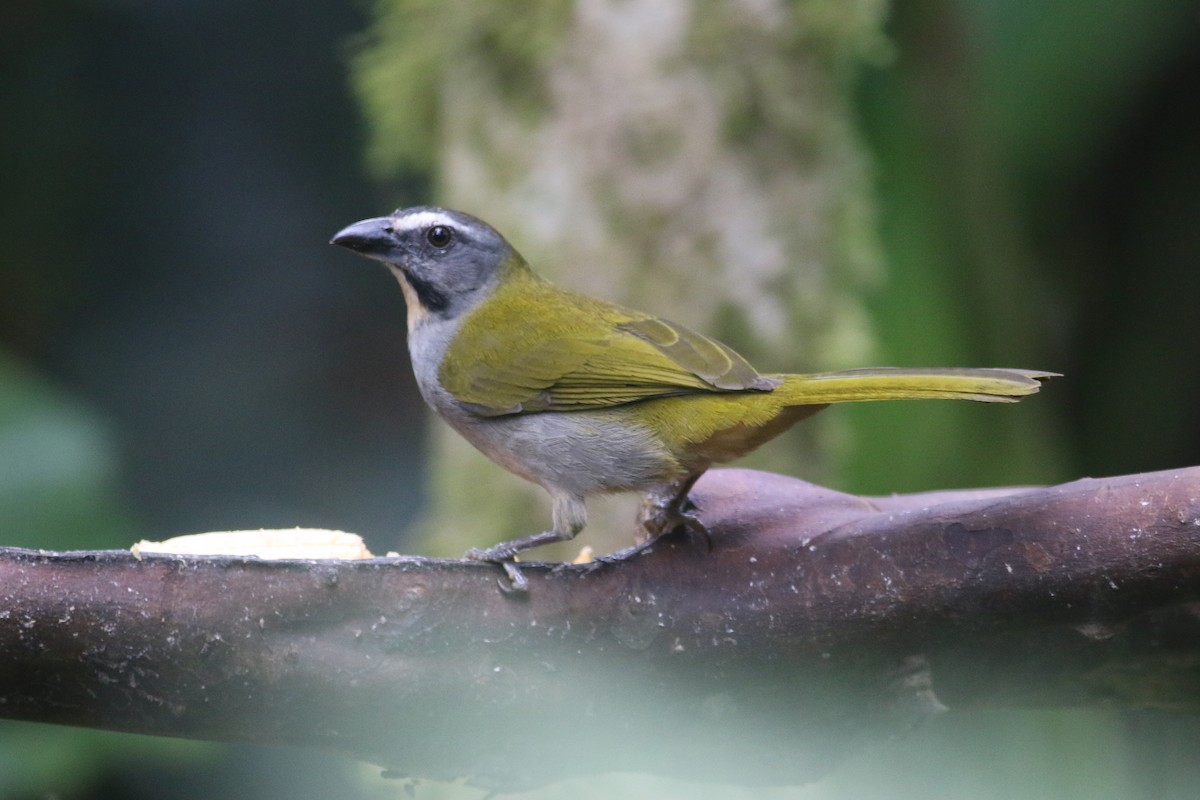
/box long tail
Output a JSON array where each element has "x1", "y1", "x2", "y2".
[{"x1": 772, "y1": 367, "x2": 1057, "y2": 405}]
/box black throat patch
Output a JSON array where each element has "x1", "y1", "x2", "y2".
[{"x1": 403, "y1": 271, "x2": 450, "y2": 315}]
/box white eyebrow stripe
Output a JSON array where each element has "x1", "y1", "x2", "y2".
[{"x1": 391, "y1": 210, "x2": 457, "y2": 234}]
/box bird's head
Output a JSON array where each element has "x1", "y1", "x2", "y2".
[{"x1": 331, "y1": 206, "x2": 522, "y2": 327}]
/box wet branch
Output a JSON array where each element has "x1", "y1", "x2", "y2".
[{"x1": 1, "y1": 467, "x2": 1198, "y2": 791}]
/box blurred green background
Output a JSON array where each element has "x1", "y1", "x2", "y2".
[{"x1": 2, "y1": 0, "x2": 1199, "y2": 798}]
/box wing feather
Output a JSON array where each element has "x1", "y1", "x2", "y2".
[{"x1": 438, "y1": 276, "x2": 775, "y2": 415}]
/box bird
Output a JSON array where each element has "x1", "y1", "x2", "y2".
[{"x1": 331, "y1": 206, "x2": 1054, "y2": 591}]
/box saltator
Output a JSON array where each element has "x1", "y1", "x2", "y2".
[{"x1": 332, "y1": 207, "x2": 1052, "y2": 590}]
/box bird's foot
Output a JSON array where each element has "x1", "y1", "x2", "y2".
[
  {"x1": 465, "y1": 529, "x2": 565, "y2": 595},
  {"x1": 495, "y1": 561, "x2": 528, "y2": 594},
  {"x1": 464, "y1": 545, "x2": 531, "y2": 595},
  {"x1": 638, "y1": 481, "x2": 711, "y2": 550},
  {"x1": 464, "y1": 548, "x2": 529, "y2": 595}
]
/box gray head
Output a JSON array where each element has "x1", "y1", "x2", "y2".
[{"x1": 330, "y1": 206, "x2": 520, "y2": 321}]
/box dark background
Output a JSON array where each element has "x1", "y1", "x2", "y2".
[{"x1": 2, "y1": 1, "x2": 1199, "y2": 798}]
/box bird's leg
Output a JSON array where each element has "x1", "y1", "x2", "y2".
[
  {"x1": 638, "y1": 472, "x2": 708, "y2": 546},
  {"x1": 465, "y1": 492, "x2": 586, "y2": 593}
]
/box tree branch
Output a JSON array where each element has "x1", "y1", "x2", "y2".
[{"x1": 2, "y1": 467, "x2": 1198, "y2": 791}]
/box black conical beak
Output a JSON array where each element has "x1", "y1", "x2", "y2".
[{"x1": 330, "y1": 217, "x2": 397, "y2": 258}]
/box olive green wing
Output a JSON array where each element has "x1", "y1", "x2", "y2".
[
  {"x1": 438, "y1": 282, "x2": 778, "y2": 416},
  {"x1": 615, "y1": 318, "x2": 776, "y2": 391}
]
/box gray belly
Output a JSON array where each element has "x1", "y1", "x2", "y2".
[{"x1": 442, "y1": 407, "x2": 678, "y2": 496}]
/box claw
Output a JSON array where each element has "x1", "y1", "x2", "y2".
[
  {"x1": 648, "y1": 503, "x2": 711, "y2": 550},
  {"x1": 679, "y1": 506, "x2": 713, "y2": 552},
  {"x1": 640, "y1": 473, "x2": 710, "y2": 548},
  {"x1": 465, "y1": 546, "x2": 530, "y2": 595},
  {"x1": 498, "y1": 561, "x2": 529, "y2": 594}
]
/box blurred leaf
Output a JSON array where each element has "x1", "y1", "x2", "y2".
[
  {"x1": 0, "y1": 722, "x2": 213, "y2": 799},
  {"x1": 0, "y1": 351, "x2": 135, "y2": 550}
]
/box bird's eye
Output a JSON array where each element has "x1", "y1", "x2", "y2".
[{"x1": 426, "y1": 226, "x2": 453, "y2": 248}]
